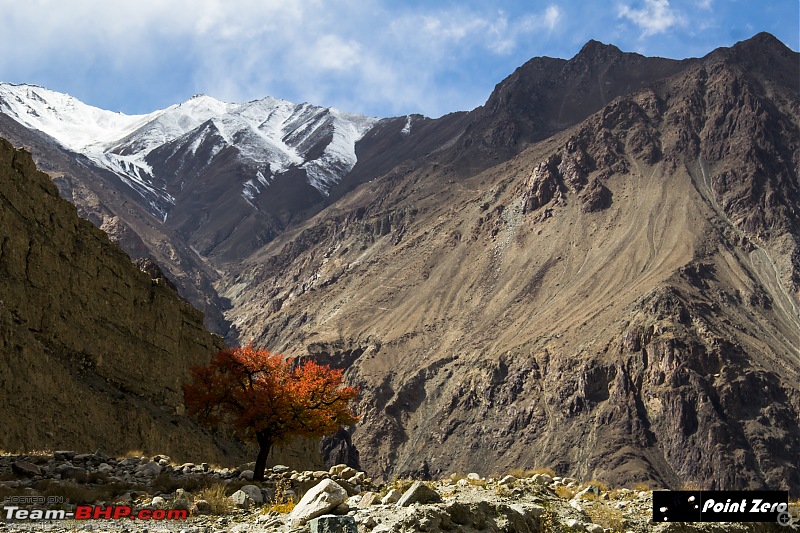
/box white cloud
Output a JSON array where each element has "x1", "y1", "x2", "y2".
[
  {"x1": 544, "y1": 5, "x2": 563, "y2": 30},
  {"x1": 0, "y1": 0, "x2": 565, "y2": 117},
  {"x1": 696, "y1": 0, "x2": 713, "y2": 10},
  {"x1": 618, "y1": 0, "x2": 685, "y2": 37}
]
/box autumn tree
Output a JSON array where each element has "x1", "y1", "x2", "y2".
[{"x1": 183, "y1": 345, "x2": 359, "y2": 481}]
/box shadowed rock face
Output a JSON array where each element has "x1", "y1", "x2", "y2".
[
  {"x1": 221, "y1": 34, "x2": 800, "y2": 493},
  {"x1": 0, "y1": 137, "x2": 243, "y2": 463}
]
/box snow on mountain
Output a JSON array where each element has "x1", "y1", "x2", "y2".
[
  {"x1": 0, "y1": 83, "x2": 158, "y2": 151},
  {"x1": 0, "y1": 83, "x2": 379, "y2": 219}
]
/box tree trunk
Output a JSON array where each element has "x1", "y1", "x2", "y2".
[{"x1": 254, "y1": 430, "x2": 273, "y2": 482}]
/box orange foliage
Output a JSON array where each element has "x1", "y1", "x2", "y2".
[{"x1": 183, "y1": 345, "x2": 359, "y2": 451}]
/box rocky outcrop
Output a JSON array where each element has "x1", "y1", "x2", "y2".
[{"x1": 0, "y1": 138, "x2": 239, "y2": 463}]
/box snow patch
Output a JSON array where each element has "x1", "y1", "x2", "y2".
[{"x1": 401, "y1": 115, "x2": 412, "y2": 136}]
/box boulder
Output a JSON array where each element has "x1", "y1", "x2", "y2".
[
  {"x1": 12, "y1": 461, "x2": 42, "y2": 477},
  {"x1": 54, "y1": 451, "x2": 77, "y2": 461},
  {"x1": 565, "y1": 518, "x2": 584, "y2": 530},
  {"x1": 357, "y1": 491, "x2": 379, "y2": 508},
  {"x1": 134, "y1": 461, "x2": 162, "y2": 477},
  {"x1": 230, "y1": 490, "x2": 253, "y2": 509},
  {"x1": 381, "y1": 489, "x2": 402, "y2": 504},
  {"x1": 396, "y1": 481, "x2": 442, "y2": 507},
  {"x1": 59, "y1": 466, "x2": 88, "y2": 483},
  {"x1": 575, "y1": 484, "x2": 602, "y2": 499},
  {"x1": 289, "y1": 479, "x2": 348, "y2": 527},
  {"x1": 515, "y1": 503, "x2": 545, "y2": 519},
  {"x1": 309, "y1": 515, "x2": 357, "y2": 533},
  {"x1": 193, "y1": 499, "x2": 212, "y2": 514},
  {"x1": 239, "y1": 485, "x2": 263, "y2": 505},
  {"x1": 150, "y1": 496, "x2": 166, "y2": 508}
]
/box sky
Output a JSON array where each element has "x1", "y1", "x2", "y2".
[{"x1": 0, "y1": 0, "x2": 797, "y2": 119}]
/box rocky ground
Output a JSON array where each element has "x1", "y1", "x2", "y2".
[{"x1": 0, "y1": 452, "x2": 796, "y2": 532}]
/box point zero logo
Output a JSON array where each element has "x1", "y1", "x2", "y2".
[{"x1": 653, "y1": 490, "x2": 791, "y2": 524}]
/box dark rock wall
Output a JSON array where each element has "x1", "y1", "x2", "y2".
[{"x1": 0, "y1": 138, "x2": 243, "y2": 463}]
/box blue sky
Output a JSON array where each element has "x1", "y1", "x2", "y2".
[{"x1": 0, "y1": 0, "x2": 797, "y2": 118}]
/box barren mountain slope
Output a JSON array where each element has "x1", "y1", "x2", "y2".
[
  {"x1": 222, "y1": 34, "x2": 800, "y2": 492},
  {"x1": 0, "y1": 40, "x2": 693, "y2": 342}
]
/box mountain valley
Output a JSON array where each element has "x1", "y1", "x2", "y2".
[{"x1": 1, "y1": 32, "x2": 798, "y2": 494}]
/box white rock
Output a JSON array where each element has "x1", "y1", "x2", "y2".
[
  {"x1": 499, "y1": 475, "x2": 517, "y2": 486},
  {"x1": 396, "y1": 481, "x2": 441, "y2": 507},
  {"x1": 229, "y1": 490, "x2": 252, "y2": 509},
  {"x1": 467, "y1": 473, "x2": 482, "y2": 481},
  {"x1": 585, "y1": 524, "x2": 604, "y2": 533},
  {"x1": 289, "y1": 479, "x2": 348, "y2": 527},
  {"x1": 510, "y1": 503, "x2": 546, "y2": 519},
  {"x1": 150, "y1": 496, "x2": 166, "y2": 507},
  {"x1": 380, "y1": 489, "x2": 402, "y2": 504},
  {"x1": 565, "y1": 518, "x2": 584, "y2": 530}
]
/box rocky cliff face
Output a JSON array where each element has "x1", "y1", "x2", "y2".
[
  {"x1": 0, "y1": 137, "x2": 243, "y2": 463},
  {"x1": 221, "y1": 34, "x2": 800, "y2": 493}
]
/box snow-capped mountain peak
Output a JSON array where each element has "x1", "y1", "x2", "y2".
[
  {"x1": 0, "y1": 82, "x2": 379, "y2": 219},
  {"x1": 0, "y1": 83, "x2": 159, "y2": 152}
]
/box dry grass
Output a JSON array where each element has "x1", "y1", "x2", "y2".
[
  {"x1": 121, "y1": 450, "x2": 146, "y2": 459},
  {"x1": 586, "y1": 505, "x2": 625, "y2": 532},
  {"x1": 391, "y1": 477, "x2": 415, "y2": 493},
  {"x1": 263, "y1": 479, "x2": 295, "y2": 514},
  {"x1": 507, "y1": 467, "x2": 556, "y2": 478},
  {"x1": 554, "y1": 485, "x2": 576, "y2": 499},
  {"x1": 607, "y1": 488, "x2": 633, "y2": 500},
  {"x1": 198, "y1": 483, "x2": 234, "y2": 515}
]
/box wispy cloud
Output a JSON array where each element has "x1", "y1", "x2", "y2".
[
  {"x1": 618, "y1": 0, "x2": 685, "y2": 37},
  {"x1": 487, "y1": 6, "x2": 564, "y2": 54},
  {"x1": 0, "y1": 0, "x2": 568, "y2": 117},
  {"x1": 0, "y1": 0, "x2": 795, "y2": 118}
]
